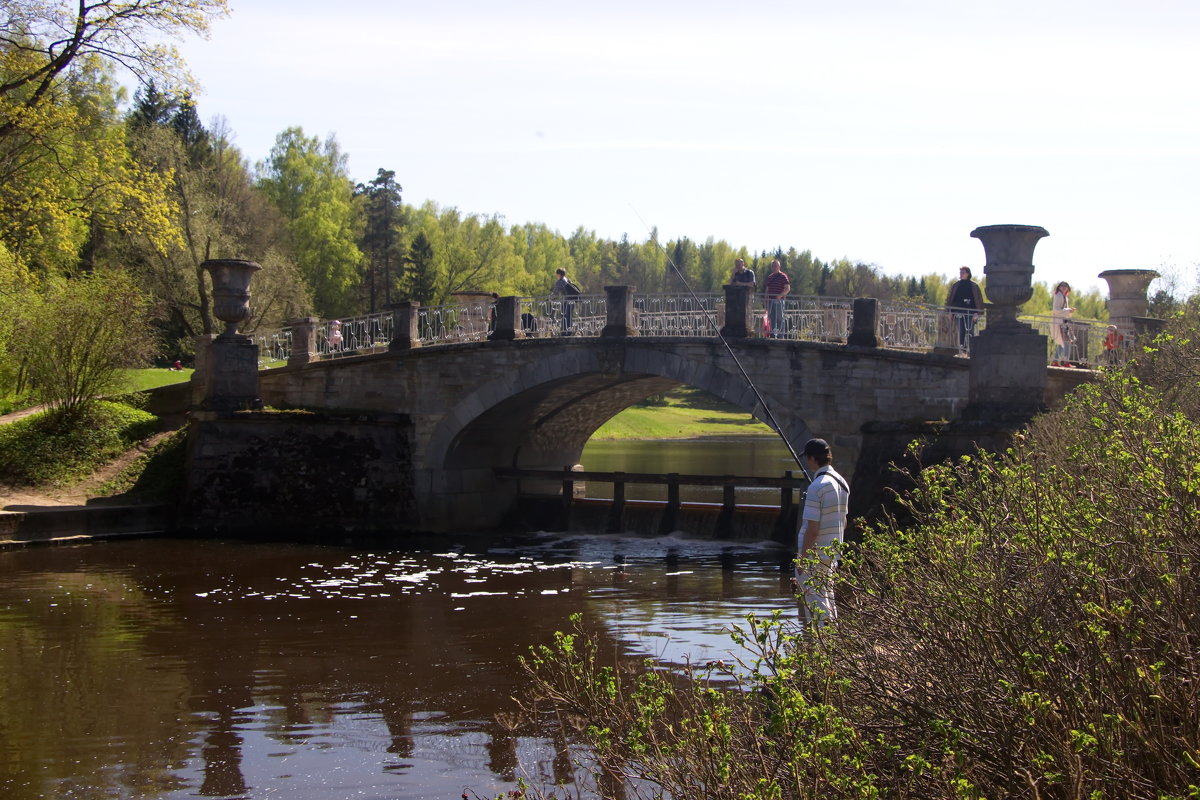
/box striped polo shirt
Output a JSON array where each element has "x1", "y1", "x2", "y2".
[{"x1": 800, "y1": 466, "x2": 849, "y2": 551}]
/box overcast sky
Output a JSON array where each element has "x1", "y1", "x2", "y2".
[{"x1": 173, "y1": 0, "x2": 1200, "y2": 296}]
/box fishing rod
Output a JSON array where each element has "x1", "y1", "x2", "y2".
[{"x1": 629, "y1": 206, "x2": 807, "y2": 477}]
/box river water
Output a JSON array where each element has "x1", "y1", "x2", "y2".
[{"x1": 0, "y1": 441, "x2": 801, "y2": 800}]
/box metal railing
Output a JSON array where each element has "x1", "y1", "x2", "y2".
[
  {"x1": 634, "y1": 293, "x2": 723, "y2": 336},
  {"x1": 1024, "y1": 314, "x2": 1133, "y2": 368},
  {"x1": 877, "y1": 301, "x2": 987, "y2": 354},
  {"x1": 519, "y1": 293, "x2": 607, "y2": 337},
  {"x1": 323, "y1": 311, "x2": 393, "y2": 356},
  {"x1": 252, "y1": 293, "x2": 1132, "y2": 370},
  {"x1": 417, "y1": 302, "x2": 491, "y2": 345}
]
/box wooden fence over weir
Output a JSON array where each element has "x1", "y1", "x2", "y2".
[{"x1": 495, "y1": 466, "x2": 806, "y2": 540}]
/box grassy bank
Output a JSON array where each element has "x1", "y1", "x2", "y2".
[{"x1": 591, "y1": 387, "x2": 775, "y2": 440}]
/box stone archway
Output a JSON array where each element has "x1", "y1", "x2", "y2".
[{"x1": 425, "y1": 342, "x2": 813, "y2": 475}]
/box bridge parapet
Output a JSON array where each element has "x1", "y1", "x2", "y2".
[{"x1": 251, "y1": 290, "x2": 1123, "y2": 368}]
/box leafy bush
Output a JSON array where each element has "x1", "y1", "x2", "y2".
[
  {"x1": 0, "y1": 401, "x2": 158, "y2": 487},
  {"x1": 10, "y1": 271, "x2": 157, "y2": 415},
  {"x1": 521, "y1": 310, "x2": 1200, "y2": 799}
]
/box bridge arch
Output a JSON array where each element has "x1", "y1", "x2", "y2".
[{"x1": 424, "y1": 342, "x2": 812, "y2": 474}]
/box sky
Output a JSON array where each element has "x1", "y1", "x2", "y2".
[{"x1": 170, "y1": 0, "x2": 1200, "y2": 297}]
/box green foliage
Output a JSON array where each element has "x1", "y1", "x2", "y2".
[
  {"x1": 0, "y1": 401, "x2": 158, "y2": 486},
  {"x1": 11, "y1": 271, "x2": 157, "y2": 415},
  {"x1": 257, "y1": 127, "x2": 362, "y2": 316},
  {"x1": 520, "y1": 307, "x2": 1200, "y2": 798}
]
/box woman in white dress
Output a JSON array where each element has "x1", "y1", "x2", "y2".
[{"x1": 1051, "y1": 282, "x2": 1074, "y2": 366}]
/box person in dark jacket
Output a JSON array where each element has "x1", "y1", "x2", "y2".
[{"x1": 946, "y1": 266, "x2": 985, "y2": 351}]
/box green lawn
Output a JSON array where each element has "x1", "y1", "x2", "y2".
[
  {"x1": 115, "y1": 367, "x2": 193, "y2": 392},
  {"x1": 591, "y1": 387, "x2": 774, "y2": 440}
]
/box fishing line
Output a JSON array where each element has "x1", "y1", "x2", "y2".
[{"x1": 629, "y1": 205, "x2": 806, "y2": 475}]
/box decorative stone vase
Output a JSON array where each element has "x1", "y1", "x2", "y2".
[
  {"x1": 204, "y1": 259, "x2": 262, "y2": 337},
  {"x1": 970, "y1": 224, "x2": 1049, "y2": 331},
  {"x1": 1099, "y1": 269, "x2": 1159, "y2": 331}
]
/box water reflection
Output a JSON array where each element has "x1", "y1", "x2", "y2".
[{"x1": 0, "y1": 534, "x2": 794, "y2": 799}]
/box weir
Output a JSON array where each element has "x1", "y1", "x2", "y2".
[{"x1": 497, "y1": 466, "x2": 804, "y2": 540}]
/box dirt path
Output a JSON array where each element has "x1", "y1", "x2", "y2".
[{"x1": 0, "y1": 430, "x2": 175, "y2": 512}]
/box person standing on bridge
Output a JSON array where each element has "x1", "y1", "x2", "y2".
[
  {"x1": 764, "y1": 259, "x2": 790, "y2": 338},
  {"x1": 1051, "y1": 281, "x2": 1075, "y2": 366},
  {"x1": 946, "y1": 266, "x2": 985, "y2": 352},
  {"x1": 551, "y1": 268, "x2": 581, "y2": 335},
  {"x1": 731, "y1": 257, "x2": 755, "y2": 288},
  {"x1": 795, "y1": 437, "x2": 849, "y2": 627}
]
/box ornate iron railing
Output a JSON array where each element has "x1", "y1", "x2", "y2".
[
  {"x1": 518, "y1": 293, "x2": 607, "y2": 337},
  {"x1": 252, "y1": 293, "x2": 1125, "y2": 370},
  {"x1": 748, "y1": 295, "x2": 854, "y2": 342},
  {"x1": 1023, "y1": 314, "x2": 1131, "y2": 367},
  {"x1": 634, "y1": 293, "x2": 723, "y2": 336},
  {"x1": 322, "y1": 311, "x2": 394, "y2": 356},
  {"x1": 876, "y1": 301, "x2": 988, "y2": 354},
  {"x1": 416, "y1": 301, "x2": 492, "y2": 345}
]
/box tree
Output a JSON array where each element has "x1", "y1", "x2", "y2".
[
  {"x1": 11, "y1": 271, "x2": 155, "y2": 415},
  {"x1": 0, "y1": 0, "x2": 228, "y2": 134},
  {"x1": 257, "y1": 127, "x2": 362, "y2": 317},
  {"x1": 0, "y1": 53, "x2": 180, "y2": 275},
  {"x1": 404, "y1": 231, "x2": 436, "y2": 305},
  {"x1": 355, "y1": 168, "x2": 403, "y2": 312},
  {"x1": 124, "y1": 110, "x2": 308, "y2": 352}
]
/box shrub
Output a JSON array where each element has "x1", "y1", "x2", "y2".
[{"x1": 521, "y1": 309, "x2": 1200, "y2": 799}]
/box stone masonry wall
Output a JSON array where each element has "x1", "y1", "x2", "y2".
[{"x1": 184, "y1": 411, "x2": 417, "y2": 537}]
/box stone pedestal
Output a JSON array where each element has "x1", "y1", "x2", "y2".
[
  {"x1": 720, "y1": 283, "x2": 753, "y2": 338},
  {"x1": 287, "y1": 317, "x2": 319, "y2": 366},
  {"x1": 601, "y1": 285, "x2": 637, "y2": 338},
  {"x1": 966, "y1": 329, "x2": 1047, "y2": 418},
  {"x1": 847, "y1": 298, "x2": 879, "y2": 347},
  {"x1": 966, "y1": 225, "x2": 1050, "y2": 418},
  {"x1": 206, "y1": 335, "x2": 262, "y2": 413},
  {"x1": 1099, "y1": 269, "x2": 1159, "y2": 331},
  {"x1": 388, "y1": 302, "x2": 421, "y2": 351},
  {"x1": 488, "y1": 296, "x2": 521, "y2": 341}
]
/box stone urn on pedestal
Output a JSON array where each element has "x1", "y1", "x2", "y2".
[
  {"x1": 200, "y1": 259, "x2": 263, "y2": 414},
  {"x1": 966, "y1": 225, "x2": 1049, "y2": 419},
  {"x1": 1098, "y1": 269, "x2": 1159, "y2": 332}
]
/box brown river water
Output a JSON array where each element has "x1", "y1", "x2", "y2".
[{"x1": 0, "y1": 532, "x2": 797, "y2": 800}]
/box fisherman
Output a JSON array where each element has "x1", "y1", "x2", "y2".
[{"x1": 796, "y1": 437, "x2": 849, "y2": 627}]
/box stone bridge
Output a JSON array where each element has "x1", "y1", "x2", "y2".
[
  {"x1": 186, "y1": 230, "x2": 1156, "y2": 534},
  {"x1": 254, "y1": 332, "x2": 974, "y2": 530}
]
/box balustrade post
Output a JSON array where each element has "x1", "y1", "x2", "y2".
[
  {"x1": 607, "y1": 472, "x2": 626, "y2": 533},
  {"x1": 847, "y1": 298, "x2": 879, "y2": 347},
  {"x1": 720, "y1": 283, "x2": 753, "y2": 338},
  {"x1": 658, "y1": 474, "x2": 681, "y2": 534},
  {"x1": 488, "y1": 295, "x2": 521, "y2": 341},
  {"x1": 286, "y1": 317, "x2": 319, "y2": 366},
  {"x1": 716, "y1": 478, "x2": 736, "y2": 539},
  {"x1": 387, "y1": 301, "x2": 421, "y2": 351},
  {"x1": 774, "y1": 470, "x2": 798, "y2": 543},
  {"x1": 602, "y1": 285, "x2": 637, "y2": 337}
]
